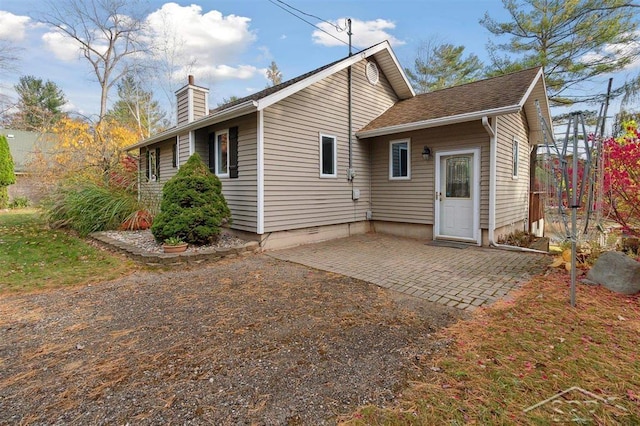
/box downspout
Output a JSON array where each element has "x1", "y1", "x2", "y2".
[
  {"x1": 482, "y1": 116, "x2": 546, "y2": 254},
  {"x1": 257, "y1": 110, "x2": 265, "y2": 236},
  {"x1": 347, "y1": 19, "x2": 354, "y2": 181}
]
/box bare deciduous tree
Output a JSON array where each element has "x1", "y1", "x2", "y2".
[
  {"x1": 40, "y1": 0, "x2": 147, "y2": 121},
  {"x1": 266, "y1": 61, "x2": 283, "y2": 87}
]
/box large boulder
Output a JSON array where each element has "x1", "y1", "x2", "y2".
[{"x1": 586, "y1": 251, "x2": 640, "y2": 295}]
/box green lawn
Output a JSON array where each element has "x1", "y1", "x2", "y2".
[{"x1": 0, "y1": 209, "x2": 134, "y2": 292}]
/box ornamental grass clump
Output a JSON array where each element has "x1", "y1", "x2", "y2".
[
  {"x1": 151, "y1": 153, "x2": 231, "y2": 245},
  {"x1": 45, "y1": 179, "x2": 146, "y2": 237}
]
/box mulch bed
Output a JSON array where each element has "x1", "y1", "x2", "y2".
[{"x1": 0, "y1": 255, "x2": 463, "y2": 425}]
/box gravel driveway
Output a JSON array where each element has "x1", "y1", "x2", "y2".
[{"x1": 0, "y1": 255, "x2": 462, "y2": 425}]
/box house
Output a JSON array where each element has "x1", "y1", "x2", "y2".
[
  {"x1": 2, "y1": 129, "x2": 51, "y2": 204},
  {"x1": 126, "y1": 41, "x2": 552, "y2": 249}
]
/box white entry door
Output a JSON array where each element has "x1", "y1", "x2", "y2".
[{"x1": 435, "y1": 149, "x2": 480, "y2": 243}]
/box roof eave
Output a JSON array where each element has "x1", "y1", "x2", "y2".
[
  {"x1": 125, "y1": 100, "x2": 258, "y2": 151},
  {"x1": 371, "y1": 46, "x2": 415, "y2": 99},
  {"x1": 356, "y1": 105, "x2": 522, "y2": 139}
]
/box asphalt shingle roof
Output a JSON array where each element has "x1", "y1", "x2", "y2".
[
  {"x1": 211, "y1": 42, "x2": 389, "y2": 113},
  {"x1": 359, "y1": 67, "x2": 542, "y2": 133}
]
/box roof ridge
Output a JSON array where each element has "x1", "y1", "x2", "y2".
[{"x1": 212, "y1": 42, "x2": 388, "y2": 113}]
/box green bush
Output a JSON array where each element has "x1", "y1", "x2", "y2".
[
  {"x1": 0, "y1": 134, "x2": 16, "y2": 209},
  {"x1": 44, "y1": 178, "x2": 150, "y2": 237},
  {"x1": 9, "y1": 196, "x2": 30, "y2": 209},
  {"x1": 0, "y1": 187, "x2": 7, "y2": 209},
  {"x1": 151, "y1": 153, "x2": 231, "y2": 245}
]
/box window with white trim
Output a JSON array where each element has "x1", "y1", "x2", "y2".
[
  {"x1": 389, "y1": 139, "x2": 410, "y2": 179},
  {"x1": 215, "y1": 129, "x2": 229, "y2": 177},
  {"x1": 319, "y1": 134, "x2": 337, "y2": 178},
  {"x1": 512, "y1": 136, "x2": 519, "y2": 179}
]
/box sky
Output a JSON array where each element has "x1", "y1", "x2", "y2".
[{"x1": 0, "y1": 0, "x2": 637, "y2": 125}]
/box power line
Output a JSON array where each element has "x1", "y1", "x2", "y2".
[
  {"x1": 276, "y1": 0, "x2": 344, "y2": 31},
  {"x1": 266, "y1": 0, "x2": 349, "y2": 47}
]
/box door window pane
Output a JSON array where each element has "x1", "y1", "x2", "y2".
[{"x1": 446, "y1": 156, "x2": 470, "y2": 198}]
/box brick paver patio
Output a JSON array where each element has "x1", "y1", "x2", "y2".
[{"x1": 268, "y1": 233, "x2": 551, "y2": 311}]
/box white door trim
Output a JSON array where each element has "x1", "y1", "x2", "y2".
[{"x1": 434, "y1": 147, "x2": 481, "y2": 245}]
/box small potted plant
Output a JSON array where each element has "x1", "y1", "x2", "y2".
[{"x1": 162, "y1": 236, "x2": 188, "y2": 253}]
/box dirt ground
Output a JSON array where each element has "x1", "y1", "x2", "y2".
[{"x1": 0, "y1": 254, "x2": 463, "y2": 425}]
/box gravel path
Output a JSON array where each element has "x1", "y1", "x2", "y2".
[{"x1": 0, "y1": 255, "x2": 463, "y2": 425}]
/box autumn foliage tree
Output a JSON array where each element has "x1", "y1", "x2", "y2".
[
  {"x1": 31, "y1": 115, "x2": 138, "y2": 184},
  {"x1": 603, "y1": 121, "x2": 640, "y2": 236}
]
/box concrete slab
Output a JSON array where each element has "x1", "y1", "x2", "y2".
[{"x1": 268, "y1": 233, "x2": 550, "y2": 311}]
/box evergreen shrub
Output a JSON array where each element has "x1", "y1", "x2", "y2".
[
  {"x1": 151, "y1": 153, "x2": 231, "y2": 245},
  {"x1": 0, "y1": 135, "x2": 16, "y2": 209}
]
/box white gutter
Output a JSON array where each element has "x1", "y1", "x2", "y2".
[
  {"x1": 357, "y1": 105, "x2": 521, "y2": 139},
  {"x1": 483, "y1": 115, "x2": 547, "y2": 254},
  {"x1": 125, "y1": 100, "x2": 258, "y2": 151}
]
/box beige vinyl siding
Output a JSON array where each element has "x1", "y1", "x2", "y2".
[
  {"x1": 197, "y1": 113, "x2": 258, "y2": 232},
  {"x1": 369, "y1": 121, "x2": 490, "y2": 228},
  {"x1": 192, "y1": 90, "x2": 207, "y2": 120},
  {"x1": 176, "y1": 91, "x2": 189, "y2": 125},
  {"x1": 178, "y1": 133, "x2": 190, "y2": 166},
  {"x1": 140, "y1": 138, "x2": 179, "y2": 194},
  {"x1": 262, "y1": 59, "x2": 398, "y2": 232},
  {"x1": 495, "y1": 112, "x2": 530, "y2": 228}
]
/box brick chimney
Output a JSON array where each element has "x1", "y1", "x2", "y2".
[{"x1": 175, "y1": 75, "x2": 209, "y2": 126}]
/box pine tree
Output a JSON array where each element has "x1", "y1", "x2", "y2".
[
  {"x1": 481, "y1": 0, "x2": 639, "y2": 105},
  {"x1": 11, "y1": 75, "x2": 66, "y2": 131},
  {"x1": 405, "y1": 40, "x2": 483, "y2": 93}
]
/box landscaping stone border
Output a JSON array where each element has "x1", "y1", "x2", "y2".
[{"x1": 90, "y1": 232, "x2": 260, "y2": 267}]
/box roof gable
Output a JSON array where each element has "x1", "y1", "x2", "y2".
[
  {"x1": 214, "y1": 40, "x2": 414, "y2": 113},
  {"x1": 127, "y1": 40, "x2": 413, "y2": 150},
  {"x1": 357, "y1": 67, "x2": 551, "y2": 139}
]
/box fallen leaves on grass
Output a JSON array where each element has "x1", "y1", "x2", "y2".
[{"x1": 343, "y1": 270, "x2": 640, "y2": 425}]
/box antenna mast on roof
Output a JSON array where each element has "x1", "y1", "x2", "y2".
[
  {"x1": 347, "y1": 18, "x2": 352, "y2": 56},
  {"x1": 347, "y1": 18, "x2": 354, "y2": 182}
]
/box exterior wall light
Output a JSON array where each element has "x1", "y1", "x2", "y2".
[{"x1": 422, "y1": 146, "x2": 431, "y2": 160}]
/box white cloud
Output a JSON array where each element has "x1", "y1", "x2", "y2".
[
  {"x1": 256, "y1": 46, "x2": 272, "y2": 62},
  {"x1": 312, "y1": 18, "x2": 404, "y2": 49},
  {"x1": 145, "y1": 3, "x2": 257, "y2": 83},
  {"x1": 0, "y1": 11, "x2": 30, "y2": 41},
  {"x1": 41, "y1": 30, "x2": 82, "y2": 61},
  {"x1": 60, "y1": 102, "x2": 77, "y2": 113},
  {"x1": 175, "y1": 64, "x2": 264, "y2": 81},
  {"x1": 581, "y1": 31, "x2": 640, "y2": 70}
]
